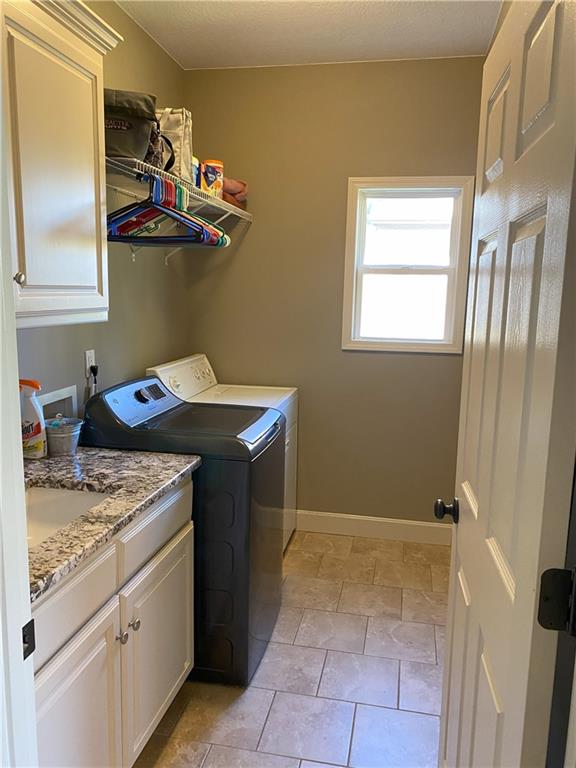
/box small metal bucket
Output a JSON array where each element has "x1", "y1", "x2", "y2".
[{"x1": 46, "y1": 415, "x2": 83, "y2": 457}]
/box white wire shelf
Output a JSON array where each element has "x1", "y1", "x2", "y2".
[{"x1": 105, "y1": 157, "x2": 253, "y2": 226}]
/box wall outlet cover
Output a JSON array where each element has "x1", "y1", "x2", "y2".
[{"x1": 84, "y1": 349, "x2": 96, "y2": 379}]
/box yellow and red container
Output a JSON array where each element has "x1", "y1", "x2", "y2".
[
  {"x1": 19, "y1": 379, "x2": 47, "y2": 459},
  {"x1": 201, "y1": 159, "x2": 224, "y2": 199}
]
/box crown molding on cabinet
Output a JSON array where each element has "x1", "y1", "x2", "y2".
[{"x1": 33, "y1": 0, "x2": 123, "y2": 54}]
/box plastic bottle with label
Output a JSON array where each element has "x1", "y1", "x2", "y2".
[{"x1": 20, "y1": 379, "x2": 47, "y2": 459}]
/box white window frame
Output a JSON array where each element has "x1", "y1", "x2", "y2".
[{"x1": 341, "y1": 176, "x2": 475, "y2": 354}]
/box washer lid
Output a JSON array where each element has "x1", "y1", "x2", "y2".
[
  {"x1": 189, "y1": 384, "x2": 296, "y2": 408},
  {"x1": 144, "y1": 401, "x2": 270, "y2": 439}
]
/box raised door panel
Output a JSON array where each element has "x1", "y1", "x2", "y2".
[
  {"x1": 120, "y1": 523, "x2": 194, "y2": 768},
  {"x1": 35, "y1": 597, "x2": 122, "y2": 768},
  {"x1": 517, "y1": 3, "x2": 559, "y2": 157},
  {"x1": 461, "y1": 238, "x2": 497, "y2": 505},
  {"x1": 3, "y1": 1, "x2": 108, "y2": 327},
  {"x1": 487, "y1": 213, "x2": 546, "y2": 578},
  {"x1": 444, "y1": 565, "x2": 471, "y2": 767},
  {"x1": 483, "y1": 69, "x2": 510, "y2": 187}
]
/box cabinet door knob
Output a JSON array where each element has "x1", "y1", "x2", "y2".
[
  {"x1": 116, "y1": 631, "x2": 129, "y2": 645},
  {"x1": 129, "y1": 618, "x2": 141, "y2": 632},
  {"x1": 13, "y1": 272, "x2": 25, "y2": 285}
]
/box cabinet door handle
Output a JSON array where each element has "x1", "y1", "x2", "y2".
[
  {"x1": 129, "y1": 618, "x2": 141, "y2": 632},
  {"x1": 13, "y1": 272, "x2": 25, "y2": 285},
  {"x1": 116, "y1": 631, "x2": 129, "y2": 644}
]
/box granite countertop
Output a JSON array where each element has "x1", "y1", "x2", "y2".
[{"x1": 25, "y1": 447, "x2": 201, "y2": 603}]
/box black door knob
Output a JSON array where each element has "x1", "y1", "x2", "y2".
[{"x1": 434, "y1": 498, "x2": 459, "y2": 524}]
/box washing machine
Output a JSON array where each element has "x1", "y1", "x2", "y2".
[
  {"x1": 147, "y1": 354, "x2": 298, "y2": 549},
  {"x1": 81, "y1": 376, "x2": 285, "y2": 685}
]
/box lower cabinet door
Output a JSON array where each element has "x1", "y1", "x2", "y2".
[
  {"x1": 35, "y1": 597, "x2": 122, "y2": 768},
  {"x1": 120, "y1": 523, "x2": 194, "y2": 768}
]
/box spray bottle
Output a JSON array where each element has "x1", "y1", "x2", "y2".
[{"x1": 20, "y1": 379, "x2": 47, "y2": 459}]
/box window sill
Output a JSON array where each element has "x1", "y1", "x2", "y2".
[{"x1": 341, "y1": 339, "x2": 464, "y2": 354}]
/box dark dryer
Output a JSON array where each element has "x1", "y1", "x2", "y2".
[{"x1": 81, "y1": 376, "x2": 284, "y2": 685}]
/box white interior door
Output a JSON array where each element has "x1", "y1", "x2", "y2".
[
  {"x1": 440, "y1": 2, "x2": 576, "y2": 767},
  {"x1": 0, "y1": 13, "x2": 38, "y2": 764}
]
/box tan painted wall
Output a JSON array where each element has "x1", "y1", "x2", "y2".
[
  {"x1": 15, "y1": 5, "x2": 483, "y2": 523},
  {"x1": 183, "y1": 58, "x2": 483, "y2": 521},
  {"x1": 16, "y1": 2, "x2": 190, "y2": 402}
]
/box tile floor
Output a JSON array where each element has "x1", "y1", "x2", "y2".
[{"x1": 135, "y1": 532, "x2": 450, "y2": 768}]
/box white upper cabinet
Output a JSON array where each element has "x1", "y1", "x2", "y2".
[{"x1": 1, "y1": 0, "x2": 121, "y2": 328}]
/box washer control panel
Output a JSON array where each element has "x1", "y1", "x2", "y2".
[
  {"x1": 148, "y1": 354, "x2": 217, "y2": 399},
  {"x1": 103, "y1": 377, "x2": 182, "y2": 427}
]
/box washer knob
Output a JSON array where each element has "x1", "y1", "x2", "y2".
[{"x1": 134, "y1": 388, "x2": 150, "y2": 403}]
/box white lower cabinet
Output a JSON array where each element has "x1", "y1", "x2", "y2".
[
  {"x1": 35, "y1": 521, "x2": 194, "y2": 768},
  {"x1": 35, "y1": 597, "x2": 123, "y2": 768},
  {"x1": 120, "y1": 523, "x2": 194, "y2": 767}
]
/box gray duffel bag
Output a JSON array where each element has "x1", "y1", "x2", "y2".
[{"x1": 104, "y1": 89, "x2": 174, "y2": 171}]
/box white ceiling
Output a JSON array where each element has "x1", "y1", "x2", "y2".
[{"x1": 118, "y1": 0, "x2": 502, "y2": 70}]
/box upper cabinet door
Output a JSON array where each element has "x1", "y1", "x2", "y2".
[{"x1": 2, "y1": 1, "x2": 110, "y2": 328}]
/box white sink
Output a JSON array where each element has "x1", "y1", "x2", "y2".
[{"x1": 26, "y1": 487, "x2": 109, "y2": 548}]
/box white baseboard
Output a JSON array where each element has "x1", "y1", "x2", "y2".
[{"x1": 296, "y1": 509, "x2": 452, "y2": 546}]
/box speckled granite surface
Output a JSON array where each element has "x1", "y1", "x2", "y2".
[{"x1": 25, "y1": 447, "x2": 200, "y2": 603}]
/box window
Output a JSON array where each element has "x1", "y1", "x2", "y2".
[{"x1": 342, "y1": 176, "x2": 474, "y2": 353}]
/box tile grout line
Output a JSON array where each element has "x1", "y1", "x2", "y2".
[
  {"x1": 251, "y1": 683, "x2": 432, "y2": 710},
  {"x1": 255, "y1": 689, "x2": 277, "y2": 753},
  {"x1": 336, "y1": 577, "x2": 346, "y2": 612},
  {"x1": 265, "y1": 637, "x2": 438, "y2": 664},
  {"x1": 287, "y1": 605, "x2": 386, "y2": 621},
  {"x1": 250, "y1": 686, "x2": 405, "y2": 706},
  {"x1": 395, "y1": 657, "x2": 401, "y2": 709},
  {"x1": 314, "y1": 647, "x2": 330, "y2": 697},
  {"x1": 290, "y1": 607, "x2": 306, "y2": 645},
  {"x1": 398, "y1": 703, "x2": 442, "y2": 717},
  {"x1": 314, "y1": 551, "x2": 323, "y2": 579},
  {"x1": 398, "y1": 659, "x2": 403, "y2": 710},
  {"x1": 346, "y1": 702, "x2": 358, "y2": 767},
  {"x1": 198, "y1": 744, "x2": 212, "y2": 768},
  {"x1": 361, "y1": 614, "x2": 369, "y2": 655}
]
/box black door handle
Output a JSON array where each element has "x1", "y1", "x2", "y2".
[{"x1": 434, "y1": 498, "x2": 459, "y2": 524}]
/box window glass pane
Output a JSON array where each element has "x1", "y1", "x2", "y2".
[
  {"x1": 363, "y1": 196, "x2": 454, "y2": 266},
  {"x1": 358, "y1": 273, "x2": 448, "y2": 340}
]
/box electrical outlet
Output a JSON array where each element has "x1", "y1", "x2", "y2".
[{"x1": 85, "y1": 349, "x2": 96, "y2": 379}]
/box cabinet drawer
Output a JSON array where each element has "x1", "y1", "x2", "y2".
[
  {"x1": 116, "y1": 480, "x2": 192, "y2": 586},
  {"x1": 32, "y1": 543, "x2": 117, "y2": 672}
]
